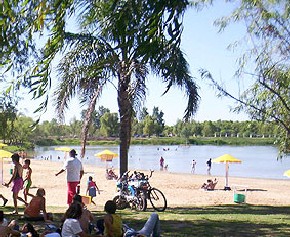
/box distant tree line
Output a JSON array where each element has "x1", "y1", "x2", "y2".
[{"x1": 0, "y1": 102, "x2": 279, "y2": 147}]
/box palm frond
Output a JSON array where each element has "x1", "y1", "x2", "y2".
[
  {"x1": 128, "y1": 59, "x2": 149, "y2": 114},
  {"x1": 53, "y1": 33, "x2": 118, "y2": 120},
  {"x1": 150, "y1": 43, "x2": 200, "y2": 120}
]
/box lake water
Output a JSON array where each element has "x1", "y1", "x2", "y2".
[{"x1": 34, "y1": 145, "x2": 290, "y2": 180}]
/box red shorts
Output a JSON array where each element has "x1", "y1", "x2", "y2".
[{"x1": 67, "y1": 181, "x2": 79, "y2": 205}]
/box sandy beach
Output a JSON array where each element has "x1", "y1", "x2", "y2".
[{"x1": 1, "y1": 159, "x2": 290, "y2": 212}]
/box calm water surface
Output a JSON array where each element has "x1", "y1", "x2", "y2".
[{"x1": 34, "y1": 145, "x2": 290, "y2": 180}]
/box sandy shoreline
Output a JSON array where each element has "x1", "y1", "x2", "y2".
[{"x1": 1, "y1": 159, "x2": 290, "y2": 212}]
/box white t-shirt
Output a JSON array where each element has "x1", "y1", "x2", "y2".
[
  {"x1": 61, "y1": 218, "x2": 82, "y2": 237},
  {"x1": 63, "y1": 157, "x2": 83, "y2": 182}
]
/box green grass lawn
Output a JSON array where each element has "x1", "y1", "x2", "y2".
[{"x1": 3, "y1": 205, "x2": 290, "y2": 236}]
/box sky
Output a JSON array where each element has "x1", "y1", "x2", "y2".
[{"x1": 16, "y1": 1, "x2": 252, "y2": 126}]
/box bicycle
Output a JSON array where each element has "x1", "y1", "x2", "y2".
[
  {"x1": 129, "y1": 170, "x2": 167, "y2": 212},
  {"x1": 113, "y1": 171, "x2": 147, "y2": 211}
]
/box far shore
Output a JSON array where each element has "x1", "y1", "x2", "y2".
[{"x1": 1, "y1": 159, "x2": 290, "y2": 213}]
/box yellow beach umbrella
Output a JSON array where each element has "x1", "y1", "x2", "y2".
[
  {"x1": 95, "y1": 149, "x2": 118, "y2": 161},
  {"x1": 0, "y1": 143, "x2": 7, "y2": 148},
  {"x1": 283, "y1": 170, "x2": 290, "y2": 178},
  {"x1": 0, "y1": 150, "x2": 13, "y2": 184},
  {"x1": 0, "y1": 149, "x2": 13, "y2": 158},
  {"x1": 54, "y1": 146, "x2": 72, "y2": 152},
  {"x1": 212, "y1": 154, "x2": 242, "y2": 190}
]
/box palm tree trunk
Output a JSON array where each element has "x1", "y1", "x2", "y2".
[
  {"x1": 118, "y1": 68, "x2": 132, "y2": 176},
  {"x1": 80, "y1": 89, "x2": 100, "y2": 158}
]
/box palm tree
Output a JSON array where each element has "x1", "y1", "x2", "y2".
[{"x1": 54, "y1": 0, "x2": 199, "y2": 175}]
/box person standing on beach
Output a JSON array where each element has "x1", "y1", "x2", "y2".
[
  {"x1": 206, "y1": 158, "x2": 212, "y2": 175},
  {"x1": 191, "y1": 159, "x2": 196, "y2": 173},
  {"x1": 159, "y1": 156, "x2": 164, "y2": 170},
  {"x1": 55, "y1": 149, "x2": 84, "y2": 205},
  {"x1": 3, "y1": 153, "x2": 27, "y2": 214},
  {"x1": 23, "y1": 159, "x2": 33, "y2": 202}
]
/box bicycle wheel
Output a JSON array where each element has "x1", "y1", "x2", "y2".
[
  {"x1": 148, "y1": 187, "x2": 167, "y2": 212},
  {"x1": 135, "y1": 190, "x2": 147, "y2": 211},
  {"x1": 113, "y1": 195, "x2": 129, "y2": 210}
]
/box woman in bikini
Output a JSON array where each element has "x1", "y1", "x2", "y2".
[{"x1": 4, "y1": 153, "x2": 27, "y2": 214}]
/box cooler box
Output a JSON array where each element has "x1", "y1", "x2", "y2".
[
  {"x1": 81, "y1": 195, "x2": 92, "y2": 205},
  {"x1": 233, "y1": 185, "x2": 247, "y2": 203},
  {"x1": 234, "y1": 193, "x2": 245, "y2": 203}
]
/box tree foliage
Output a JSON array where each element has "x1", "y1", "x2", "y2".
[
  {"x1": 1, "y1": 0, "x2": 200, "y2": 175},
  {"x1": 0, "y1": 92, "x2": 19, "y2": 143},
  {"x1": 201, "y1": 0, "x2": 290, "y2": 156}
]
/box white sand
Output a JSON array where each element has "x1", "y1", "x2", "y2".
[{"x1": 1, "y1": 159, "x2": 290, "y2": 212}]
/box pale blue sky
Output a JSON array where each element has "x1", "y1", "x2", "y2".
[{"x1": 17, "y1": 1, "x2": 252, "y2": 126}]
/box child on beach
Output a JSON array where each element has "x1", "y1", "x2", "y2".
[
  {"x1": 3, "y1": 153, "x2": 27, "y2": 214},
  {"x1": 86, "y1": 176, "x2": 100, "y2": 205},
  {"x1": 23, "y1": 159, "x2": 33, "y2": 202}
]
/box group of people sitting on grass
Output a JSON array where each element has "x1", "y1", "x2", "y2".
[{"x1": 1, "y1": 191, "x2": 161, "y2": 237}]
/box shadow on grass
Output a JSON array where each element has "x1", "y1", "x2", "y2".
[
  {"x1": 2, "y1": 205, "x2": 290, "y2": 237},
  {"x1": 165, "y1": 205, "x2": 290, "y2": 215}
]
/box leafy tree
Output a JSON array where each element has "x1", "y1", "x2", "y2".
[
  {"x1": 191, "y1": 120, "x2": 203, "y2": 137},
  {"x1": 13, "y1": 116, "x2": 35, "y2": 145},
  {"x1": 139, "y1": 107, "x2": 149, "y2": 121},
  {"x1": 100, "y1": 112, "x2": 119, "y2": 137},
  {"x1": 0, "y1": 92, "x2": 18, "y2": 143},
  {"x1": 163, "y1": 125, "x2": 174, "y2": 137},
  {"x1": 36, "y1": 120, "x2": 53, "y2": 138},
  {"x1": 132, "y1": 118, "x2": 144, "y2": 137},
  {"x1": 93, "y1": 106, "x2": 110, "y2": 130},
  {"x1": 69, "y1": 117, "x2": 82, "y2": 138},
  {"x1": 143, "y1": 115, "x2": 155, "y2": 137},
  {"x1": 181, "y1": 123, "x2": 191, "y2": 144},
  {"x1": 152, "y1": 107, "x2": 165, "y2": 136},
  {"x1": 201, "y1": 0, "x2": 290, "y2": 155},
  {"x1": 202, "y1": 120, "x2": 215, "y2": 137},
  {"x1": 173, "y1": 119, "x2": 183, "y2": 137}
]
